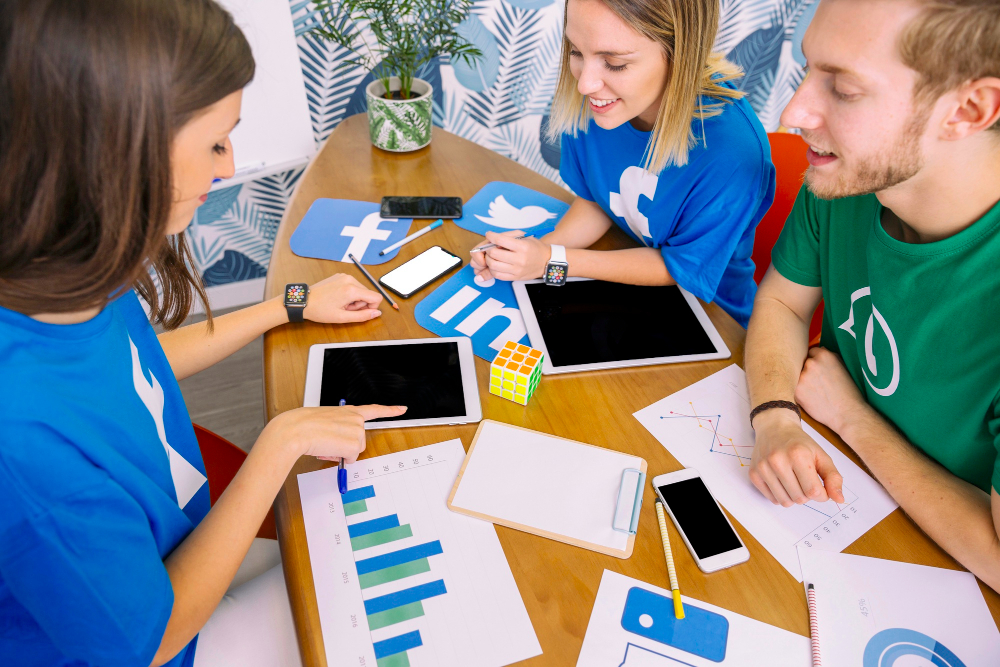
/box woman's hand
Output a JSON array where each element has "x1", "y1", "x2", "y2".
[
  {"x1": 470, "y1": 230, "x2": 551, "y2": 282},
  {"x1": 303, "y1": 273, "x2": 384, "y2": 323},
  {"x1": 262, "y1": 404, "x2": 407, "y2": 463}
]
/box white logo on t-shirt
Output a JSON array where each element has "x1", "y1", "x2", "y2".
[
  {"x1": 474, "y1": 195, "x2": 557, "y2": 229},
  {"x1": 838, "y1": 286, "x2": 900, "y2": 397},
  {"x1": 609, "y1": 166, "x2": 658, "y2": 244},
  {"x1": 129, "y1": 335, "x2": 207, "y2": 509}
]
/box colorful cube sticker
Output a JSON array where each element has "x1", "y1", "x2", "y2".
[{"x1": 488, "y1": 341, "x2": 544, "y2": 405}]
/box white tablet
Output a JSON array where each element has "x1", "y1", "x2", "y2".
[
  {"x1": 303, "y1": 337, "x2": 482, "y2": 429},
  {"x1": 512, "y1": 278, "x2": 731, "y2": 375}
]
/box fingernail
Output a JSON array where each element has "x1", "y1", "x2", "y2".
[{"x1": 372, "y1": 310, "x2": 382, "y2": 318}]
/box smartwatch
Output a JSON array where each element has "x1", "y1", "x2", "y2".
[
  {"x1": 543, "y1": 244, "x2": 568, "y2": 286},
  {"x1": 284, "y1": 283, "x2": 309, "y2": 322}
]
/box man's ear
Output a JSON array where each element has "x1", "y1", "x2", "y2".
[{"x1": 940, "y1": 77, "x2": 1000, "y2": 140}]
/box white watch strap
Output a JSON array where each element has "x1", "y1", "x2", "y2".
[{"x1": 549, "y1": 244, "x2": 566, "y2": 263}]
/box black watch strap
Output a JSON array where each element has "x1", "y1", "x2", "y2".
[{"x1": 284, "y1": 283, "x2": 308, "y2": 323}]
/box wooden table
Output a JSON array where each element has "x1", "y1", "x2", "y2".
[{"x1": 263, "y1": 114, "x2": 1000, "y2": 666}]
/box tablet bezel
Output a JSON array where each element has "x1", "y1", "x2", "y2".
[
  {"x1": 512, "y1": 278, "x2": 731, "y2": 375},
  {"x1": 303, "y1": 337, "x2": 482, "y2": 429}
]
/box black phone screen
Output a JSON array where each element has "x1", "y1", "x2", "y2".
[
  {"x1": 658, "y1": 477, "x2": 743, "y2": 559},
  {"x1": 381, "y1": 196, "x2": 463, "y2": 218}
]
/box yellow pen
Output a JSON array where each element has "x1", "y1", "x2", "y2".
[{"x1": 655, "y1": 500, "x2": 685, "y2": 619}]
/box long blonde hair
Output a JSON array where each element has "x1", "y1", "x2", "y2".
[{"x1": 546, "y1": 0, "x2": 744, "y2": 173}]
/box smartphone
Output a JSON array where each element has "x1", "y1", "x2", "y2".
[
  {"x1": 381, "y1": 196, "x2": 463, "y2": 219},
  {"x1": 652, "y1": 468, "x2": 749, "y2": 573},
  {"x1": 379, "y1": 246, "x2": 462, "y2": 298}
]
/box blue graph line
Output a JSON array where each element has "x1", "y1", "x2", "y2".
[
  {"x1": 341, "y1": 485, "x2": 376, "y2": 505},
  {"x1": 348, "y1": 514, "x2": 400, "y2": 538},
  {"x1": 618, "y1": 643, "x2": 696, "y2": 667},
  {"x1": 355, "y1": 541, "x2": 443, "y2": 575},
  {"x1": 660, "y1": 413, "x2": 750, "y2": 463},
  {"x1": 364, "y1": 579, "x2": 448, "y2": 615},
  {"x1": 373, "y1": 630, "x2": 423, "y2": 659}
]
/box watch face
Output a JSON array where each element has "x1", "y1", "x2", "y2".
[
  {"x1": 544, "y1": 262, "x2": 567, "y2": 286},
  {"x1": 285, "y1": 283, "x2": 307, "y2": 305}
]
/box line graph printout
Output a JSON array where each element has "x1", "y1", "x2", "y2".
[
  {"x1": 633, "y1": 365, "x2": 897, "y2": 581},
  {"x1": 298, "y1": 439, "x2": 541, "y2": 667}
]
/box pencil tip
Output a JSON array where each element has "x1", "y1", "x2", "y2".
[{"x1": 392, "y1": 303, "x2": 399, "y2": 310}]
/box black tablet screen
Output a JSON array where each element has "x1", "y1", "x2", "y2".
[
  {"x1": 320, "y1": 342, "x2": 466, "y2": 422},
  {"x1": 523, "y1": 282, "x2": 718, "y2": 367}
]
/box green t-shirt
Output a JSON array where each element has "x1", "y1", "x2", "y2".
[{"x1": 772, "y1": 187, "x2": 1000, "y2": 493}]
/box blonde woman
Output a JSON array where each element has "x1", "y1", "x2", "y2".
[{"x1": 471, "y1": 0, "x2": 775, "y2": 327}]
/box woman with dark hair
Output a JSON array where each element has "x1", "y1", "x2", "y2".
[{"x1": 0, "y1": 1, "x2": 404, "y2": 664}]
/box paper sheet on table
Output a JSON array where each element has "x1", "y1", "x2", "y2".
[
  {"x1": 299, "y1": 440, "x2": 541, "y2": 667},
  {"x1": 798, "y1": 548, "x2": 1000, "y2": 666},
  {"x1": 576, "y1": 570, "x2": 811, "y2": 667},
  {"x1": 633, "y1": 365, "x2": 897, "y2": 581}
]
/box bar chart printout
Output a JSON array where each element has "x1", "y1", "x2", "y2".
[{"x1": 298, "y1": 439, "x2": 541, "y2": 667}]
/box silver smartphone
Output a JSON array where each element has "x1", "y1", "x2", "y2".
[{"x1": 652, "y1": 468, "x2": 750, "y2": 573}]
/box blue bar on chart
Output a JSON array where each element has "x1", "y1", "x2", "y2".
[
  {"x1": 356, "y1": 541, "x2": 444, "y2": 575},
  {"x1": 365, "y1": 579, "x2": 448, "y2": 616},
  {"x1": 341, "y1": 485, "x2": 376, "y2": 505},
  {"x1": 349, "y1": 514, "x2": 400, "y2": 538},
  {"x1": 373, "y1": 630, "x2": 422, "y2": 659}
]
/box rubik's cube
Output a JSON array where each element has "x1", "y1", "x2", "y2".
[{"x1": 489, "y1": 341, "x2": 543, "y2": 405}]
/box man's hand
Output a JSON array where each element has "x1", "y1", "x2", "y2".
[
  {"x1": 749, "y1": 406, "x2": 846, "y2": 507},
  {"x1": 470, "y1": 230, "x2": 552, "y2": 282},
  {"x1": 303, "y1": 273, "x2": 383, "y2": 323},
  {"x1": 795, "y1": 346, "x2": 871, "y2": 435}
]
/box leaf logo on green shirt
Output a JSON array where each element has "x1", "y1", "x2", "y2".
[{"x1": 838, "y1": 286, "x2": 900, "y2": 397}]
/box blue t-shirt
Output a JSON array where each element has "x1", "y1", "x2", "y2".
[
  {"x1": 560, "y1": 87, "x2": 776, "y2": 327},
  {"x1": 0, "y1": 290, "x2": 209, "y2": 667}
]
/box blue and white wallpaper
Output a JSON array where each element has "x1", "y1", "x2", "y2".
[{"x1": 187, "y1": 0, "x2": 818, "y2": 290}]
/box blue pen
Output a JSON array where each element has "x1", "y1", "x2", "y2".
[
  {"x1": 378, "y1": 219, "x2": 443, "y2": 256},
  {"x1": 337, "y1": 398, "x2": 348, "y2": 494}
]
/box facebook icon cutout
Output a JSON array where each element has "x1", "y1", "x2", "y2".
[
  {"x1": 289, "y1": 199, "x2": 413, "y2": 265},
  {"x1": 453, "y1": 182, "x2": 569, "y2": 238},
  {"x1": 414, "y1": 265, "x2": 530, "y2": 362}
]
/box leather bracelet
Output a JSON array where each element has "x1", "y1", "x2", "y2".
[{"x1": 749, "y1": 400, "x2": 801, "y2": 428}]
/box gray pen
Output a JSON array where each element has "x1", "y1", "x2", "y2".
[{"x1": 471, "y1": 234, "x2": 529, "y2": 253}]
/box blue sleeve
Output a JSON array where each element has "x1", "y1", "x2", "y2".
[
  {"x1": 658, "y1": 145, "x2": 773, "y2": 303},
  {"x1": 558, "y1": 131, "x2": 595, "y2": 202},
  {"x1": 0, "y1": 422, "x2": 175, "y2": 667}
]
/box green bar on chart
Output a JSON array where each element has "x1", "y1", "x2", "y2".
[
  {"x1": 360, "y1": 559, "x2": 430, "y2": 590},
  {"x1": 367, "y1": 600, "x2": 425, "y2": 631},
  {"x1": 351, "y1": 524, "x2": 413, "y2": 551},
  {"x1": 375, "y1": 652, "x2": 410, "y2": 667},
  {"x1": 343, "y1": 499, "x2": 368, "y2": 516}
]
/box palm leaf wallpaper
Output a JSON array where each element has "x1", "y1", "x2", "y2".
[{"x1": 187, "y1": 0, "x2": 818, "y2": 293}]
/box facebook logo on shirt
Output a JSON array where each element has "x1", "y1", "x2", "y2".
[
  {"x1": 414, "y1": 265, "x2": 530, "y2": 362},
  {"x1": 289, "y1": 199, "x2": 413, "y2": 265}
]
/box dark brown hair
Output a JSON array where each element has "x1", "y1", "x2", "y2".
[{"x1": 0, "y1": 0, "x2": 255, "y2": 328}]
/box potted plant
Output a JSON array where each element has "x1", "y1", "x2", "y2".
[{"x1": 313, "y1": 0, "x2": 482, "y2": 152}]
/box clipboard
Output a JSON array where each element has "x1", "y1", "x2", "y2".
[{"x1": 447, "y1": 420, "x2": 647, "y2": 558}]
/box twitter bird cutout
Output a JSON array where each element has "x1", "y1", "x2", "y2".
[
  {"x1": 414, "y1": 265, "x2": 531, "y2": 362},
  {"x1": 289, "y1": 199, "x2": 413, "y2": 265},
  {"x1": 454, "y1": 182, "x2": 569, "y2": 238}
]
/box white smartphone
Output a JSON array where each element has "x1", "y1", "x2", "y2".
[
  {"x1": 379, "y1": 245, "x2": 462, "y2": 298},
  {"x1": 652, "y1": 468, "x2": 749, "y2": 573}
]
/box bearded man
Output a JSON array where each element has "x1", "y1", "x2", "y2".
[{"x1": 745, "y1": 0, "x2": 1000, "y2": 590}]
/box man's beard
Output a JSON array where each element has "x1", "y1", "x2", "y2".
[{"x1": 805, "y1": 109, "x2": 929, "y2": 200}]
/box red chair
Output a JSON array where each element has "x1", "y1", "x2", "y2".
[
  {"x1": 194, "y1": 424, "x2": 277, "y2": 540},
  {"x1": 752, "y1": 132, "x2": 824, "y2": 344}
]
